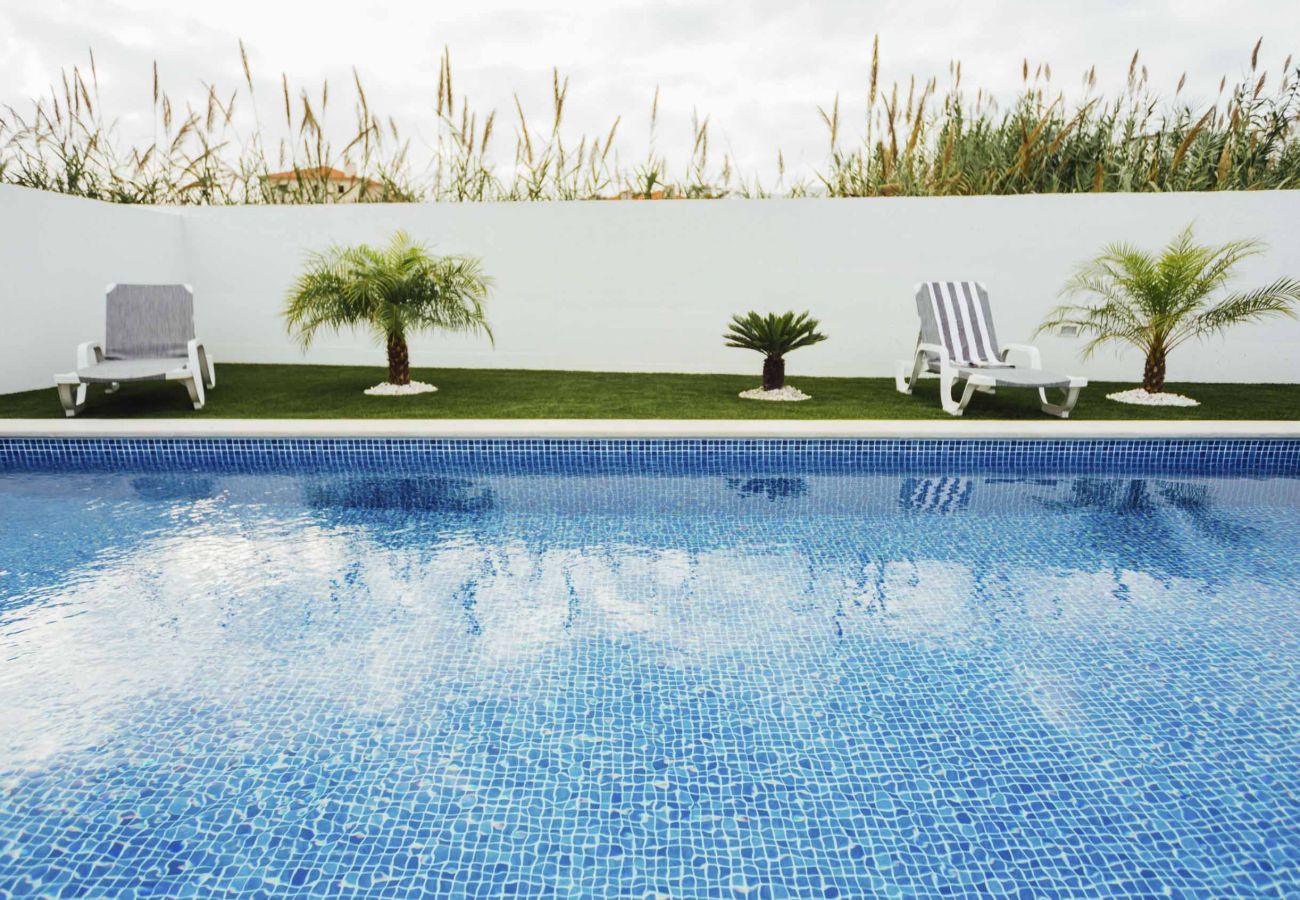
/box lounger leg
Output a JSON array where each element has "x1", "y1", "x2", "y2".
[
  {"x1": 181, "y1": 374, "x2": 206, "y2": 410},
  {"x1": 198, "y1": 346, "x2": 215, "y2": 388},
  {"x1": 105, "y1": 382, "x2": 120, "y2": 394},
  {"x1": 1039, "y1": 385, "x2": 1082, "y2": 418},
  {"x1": 938, "y1": 371, "x2": 980, "y2": 416},
  {"x1": 956, "y1": 380, "x2": 981, "y2": 414},
  {"x1": 57, "y1": 382, "x2": 84, "y2": 417},
  {"x1": 895, "y1": 352, "x2": 926, "y2": 394}
]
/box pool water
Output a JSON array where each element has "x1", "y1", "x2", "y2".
[{"x1": 2, "y1": 447, "x2": 1299, "y2": 897}]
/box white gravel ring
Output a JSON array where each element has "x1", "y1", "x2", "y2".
[
  {"x1": 1105, "y1": 388, "x2": 1199, "y2": 407},
  {"x1": 739, "y1": 386, "x2": 811, "y2": 402},
  {"x1": 363, "y1": 381, "x2": 439, "y2": 397}
]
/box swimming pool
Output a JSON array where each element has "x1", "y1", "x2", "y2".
[{"x1": 2, "y1": 439, "x2": 1298, "y2": 897}]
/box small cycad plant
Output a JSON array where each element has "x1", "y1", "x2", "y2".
[{"x1": 724, "y1": 311, "x2": 828, "y2": 391}]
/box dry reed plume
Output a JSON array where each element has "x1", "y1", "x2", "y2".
[{"x1": 2, "y1": 39, "x2": 1296, "y2": 203}]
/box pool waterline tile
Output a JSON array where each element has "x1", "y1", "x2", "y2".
[{"x1": 1, "y1": 436, "x2": 1299, "y2": 475}]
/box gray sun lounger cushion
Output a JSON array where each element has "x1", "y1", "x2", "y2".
[
  {"x1": 953, "y1": 365, "x2": 1073, "y2": 389},
  {"x1": 75, "y1": 357, "x2": 191, "y2": 383},
  {"x1": 105, "y1": 284, "x2": 195, "y2": 360}
]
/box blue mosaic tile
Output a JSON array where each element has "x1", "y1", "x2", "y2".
[{"x1": 0, "y1": 440, "x2": 1298, "y2": 897}]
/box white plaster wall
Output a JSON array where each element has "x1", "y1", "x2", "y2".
[
  {"x1": 180, "y1": 190, "x2": 1300, "y2": 384},
  {"x1": 0, "y1": 186, "x2": 185, "y2": 393},
  {"x1": 3, "y1": 184, "x2": 1299, "y2": 395}
]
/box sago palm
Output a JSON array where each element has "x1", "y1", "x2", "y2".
[
  {"x1": 285, "y1": 231, "x2": 492, "y2": 386},
  {"x1": 1040, "y1": 226, "x2": 1299, "y2": 393},
  {"x1": 724, "y1": 311, "x2": 828, "y2": 390}
]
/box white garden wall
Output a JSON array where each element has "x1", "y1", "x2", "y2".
[
  {"x1": 3, "y1": 183, "x2": 1299, "y2": 395},
  {"x1": 0, "y1": 188, "x2": 186, "y2": 394}
]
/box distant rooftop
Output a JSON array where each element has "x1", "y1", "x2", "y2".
[{"x1": 262, "y1": 167, "x2": 381, "y2": 187}]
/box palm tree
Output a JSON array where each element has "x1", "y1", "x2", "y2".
[
  {"x1": 724, "y1": 311, "x2": 828, "y2": 391},
  {"x1": 284, "y1": 231, "x2": 492, "y2": 386},
  {"x1": 1039, "y1": 226, "x2": 1300, "y2": 393}
]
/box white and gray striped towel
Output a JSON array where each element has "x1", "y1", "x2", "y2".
[{"x1": 923, "y1": 281, "x2": 1008, "y2": 367}]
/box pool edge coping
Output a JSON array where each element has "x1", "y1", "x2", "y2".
[{"x1": 1, "y1": 418, "x2": 1298, "y2": 439}]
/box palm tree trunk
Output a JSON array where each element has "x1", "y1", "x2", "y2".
[
  {"x1": 387, "y1": 333, "x2": 411, "y2": 385},
  {"x1": 1142, "y1": 348, "x2": 1166, "y2": 393},
  {"x1": 762, "y1": 356, "x2": 785, "y2": 391}
]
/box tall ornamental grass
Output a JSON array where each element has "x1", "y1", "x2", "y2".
[{"x1": 2, "y1": 39, "x2": 1296, "y2": 203}]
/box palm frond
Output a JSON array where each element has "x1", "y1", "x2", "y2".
[
  {"x1": 283, "y1": 250, "x2": 367, "y2": 348},
  {"x1": 1041, "y1": 223, "x2": 1299, "y2": 372},
  {"x1": 283, "y1": 230, "x2": 493, "y2": 349},
  {"x1": 1176, "y1": 277, "x2": 1300, "y2": 347}
]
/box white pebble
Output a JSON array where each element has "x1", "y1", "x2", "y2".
[
  {"x1": 738, "y1": 386, "x2": 811, "y2": 402},
  {"x1": 1105, "y1": 388, "x2": 1199, "y2": 407},
  {"x1": 363, "y1": 381, "x2": 439, "y2": 397}
]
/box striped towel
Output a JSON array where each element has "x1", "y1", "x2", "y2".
[
  {"x1": 922, "y1": 282, "x2": 1009, "y2": 367},
  {"x1": 899, "y1": 477, "x2": 973, "y2": 513}
]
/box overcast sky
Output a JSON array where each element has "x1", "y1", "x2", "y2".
[{"x1": 2, "y1": 0, "x2": 1296, "y2": 184}]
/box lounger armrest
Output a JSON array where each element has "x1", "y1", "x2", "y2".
[
  {"x1": 915, "y1": 342, "x2": 954, "y2": 373},
  {"x1": 1000, "y1": 343, "x2": 1042, "y2": 369},
  {"x1": 76, "y1": 341, "x2": 104, "y2": 370},
  {"x1": 188, "y1": 339, "x2": 216, "y2": 388}
]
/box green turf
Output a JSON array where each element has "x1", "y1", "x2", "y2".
[{"x1": 1, "y1": 364, "x2": 1296, "y2": 420}]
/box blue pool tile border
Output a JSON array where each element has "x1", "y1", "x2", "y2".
[{"x1": 1, "y1": 437, "x2": 1298, "y2": 475}]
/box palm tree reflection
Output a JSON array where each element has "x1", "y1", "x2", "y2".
[
  {"x1": 1043, "y1": 477, "x2": 1255, "y2": 584},
  {"x1": 305, "y1": 476, "x2": 495, "y2": 513}
]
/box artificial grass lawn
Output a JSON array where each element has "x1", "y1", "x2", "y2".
[{"x1": 1, "y1": 364, "x2": 1297, "y2": 420}]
